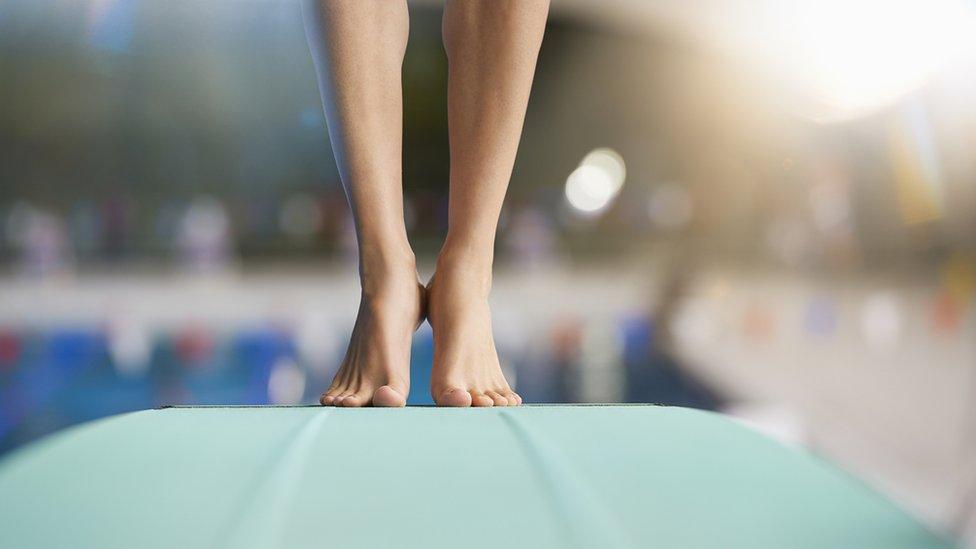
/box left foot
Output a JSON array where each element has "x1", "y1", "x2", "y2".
[{"x1": 426, "y1": 251, "x2": 521, "y2": 407}]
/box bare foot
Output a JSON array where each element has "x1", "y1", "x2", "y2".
[
  {"x1": 320, "y1": 252, "x2": 424, "y2": 408},
  {"x1": 426, "y1": 253, "x2": 522, "y2": 407}
]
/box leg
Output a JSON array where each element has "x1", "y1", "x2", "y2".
[
  {"x1": 303, "y1": 0, "x2": 422, "y2": 407},
  {"x1": 428, "y1": 0, "x2": 549, "y2": 407}
]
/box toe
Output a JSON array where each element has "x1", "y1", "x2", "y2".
[
  {"x1": 320, "y1": 385, "x2": 343, "y2": 406},
  {"x1": 485, "y1": 391, "x2": 508, "y2": 407},
  {"x1": 504, "y1": 392, "x2": 522, "y2": 406},
  {"x1": 340, "y1": 393, "x2": 367, "y2": 408},
  {"x1": 470, "y1": 391, "x2": 494, "y2": 407},
  {"x1": 436, "y1": 387, "x2": 472, "y2": 407},
  {"x1": 334, "y1": 392, "x2": 352, "y2": 407},
  {"x1": 373, "y1": 385, "x2": 407, "y2": 407}
]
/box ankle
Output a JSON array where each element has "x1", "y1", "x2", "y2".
[
  {"x1": 358, "y1": 243, "x2": 417, "y2": 295},
  {"x1": 433, "y1": 243, "x2": 494, "y2": 294}
]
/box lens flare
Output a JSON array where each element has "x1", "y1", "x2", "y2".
[{"x1": 701, "y1": 0, "x2": 976, "y2": 122}]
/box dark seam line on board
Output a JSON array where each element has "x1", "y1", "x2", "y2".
[
  {"x1": 496, "y1": 410, "x2": 637, "y2": 549},
  {"x1": 211, "y1": 410, "x2": 332, "y2": 549}
]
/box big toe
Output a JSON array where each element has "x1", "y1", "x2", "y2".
[
  {"x1": 436, "y1": 387, "x2": 472, "y2": 407},
  {"x1": 373, "y1": 385, "x2": 407, "y2": 407}
]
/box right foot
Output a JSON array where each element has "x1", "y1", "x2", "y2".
[{"x1": 320, "y1": 252, "x2": 424, "y2": 408}]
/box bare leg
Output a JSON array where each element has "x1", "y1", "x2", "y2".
[
  {"x1": 428, "y1": 0, "x2": 549, "y2": 407},
  {"x1": 303, "y1": 0, "x2": 421, "y2": 407}
]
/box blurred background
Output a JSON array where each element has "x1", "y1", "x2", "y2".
[{"x1": 1, "y1": 0, "x2": 975, "y2": 543}]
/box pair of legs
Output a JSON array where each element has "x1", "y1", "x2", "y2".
[{"x1": 303, "y1": 0, "x2": 550, "y2": 406}]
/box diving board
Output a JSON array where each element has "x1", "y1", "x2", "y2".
[{"x1": 0, "y1": 406, "x2": 951, "y2": 548}]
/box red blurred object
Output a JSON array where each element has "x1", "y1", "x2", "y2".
[
  {"x1": 0, "y1": 329, "x2": 20, "y2": 369},
  {"x1": 175, "y1": 327, "x2": 214, "y2": 366},
  {"x1": 930, "y1": 292, "x2": 962, "y2": 336},
  {"x1": 550, "y1": 318, "x2": 583, "y2": 363}
]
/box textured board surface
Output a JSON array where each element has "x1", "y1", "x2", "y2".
[{"x1": 0, "y1": 405, "x2": 951, "y2": 548}]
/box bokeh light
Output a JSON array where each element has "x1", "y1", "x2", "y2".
[
  {"x1": 107, "y1": 317, "x2": 152, "y2": 377},
  {"x1": 860, "y1": 292, "x2": 903, "y2": 351},
  {"x1": 268, "y1": 357, "x2": 306, "y2": 406},
  {"x1": 564, "y1": 148, "x2": 626, "y2": 217}
]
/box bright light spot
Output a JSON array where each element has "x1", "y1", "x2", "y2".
[
  {"x1": 268, "y1": 357, "x2": 306, "y2": 405},
  {"x1": 860, "y1": 293, "x2": 903, "y2": 350},
  {"x1": 784, "y1": 0, "x2": 976, "y2": 121},
  {"x1": 564, "y1": 148, "x2": 626, "y2": 217},
  {"x1": 565, "y1": 165, "x2": 615, "y2": 214},
  {"x1": 581, "y1": 148, "x2": 626, "y2": 187},
  {"x1": 647, "y1": 183, "x2": 693, "y2": 229},
  {"x1": 718, "y1": 0, "x2": 976, "y2": 121},
  {"x1": 108, "y1": 319, "x2": 151, "y2": 377}
]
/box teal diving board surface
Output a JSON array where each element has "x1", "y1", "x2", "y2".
[{"x1": 0, "y1": 405, "x2": 951, "y2": 548}]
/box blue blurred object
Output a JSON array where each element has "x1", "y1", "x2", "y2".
[
  {"x1": 407, "y1": 329, "x2": 434, "y2": 405},
  {"x1": 1, "y1": 328, "x2": 107, "y2": 453},
  {"x1": 180, "y1": 327, "x2": 287, "y2": 405},
  {"x1": 622, "y1": 314, "x2": 723, "y2": 408},
  {"x1": 0, "y1": 330, "x2": 28, "y2": 443},
  {"x1": 58, "y1": 353, "x2": 153, "y2": 423},
  {"x1": 30, "y1": 329, "x2": 106, "y2": 410}
]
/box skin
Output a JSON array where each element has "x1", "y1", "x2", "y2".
[{"x1": 303, "y1": 0, "x2": 549, "y2": 407}]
